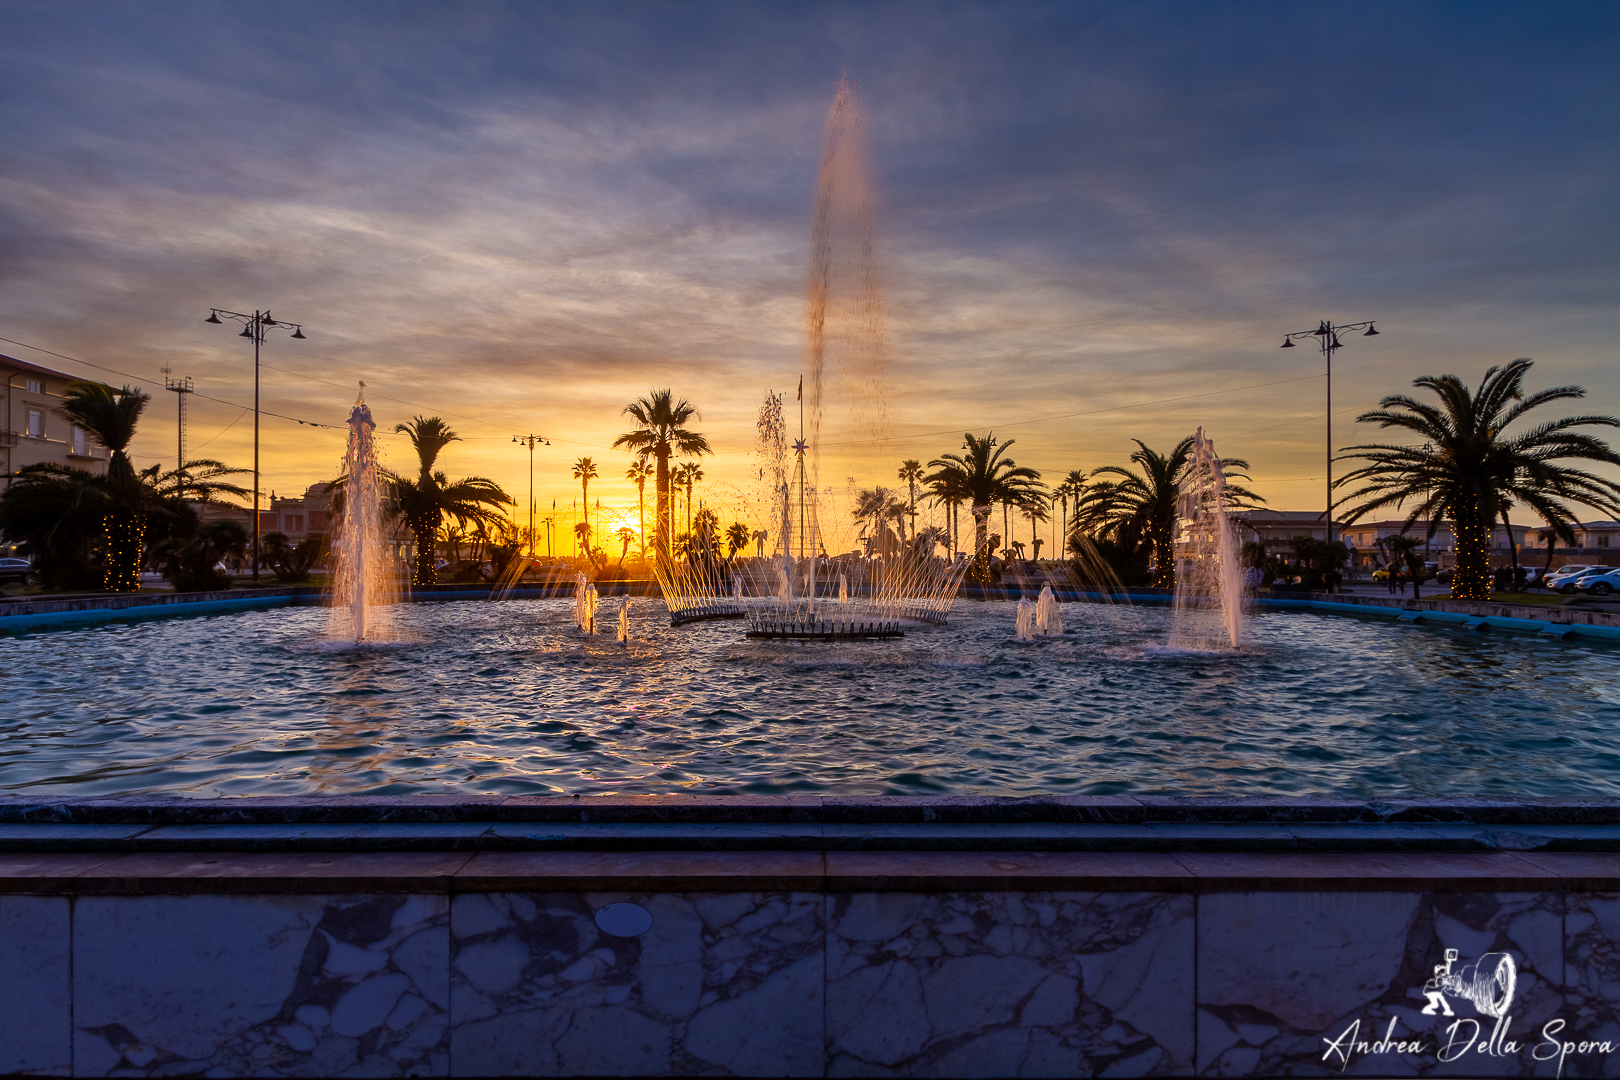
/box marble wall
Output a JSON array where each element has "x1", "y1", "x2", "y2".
[{"x1": 6, "y1": 888, "x2": 1620, "y2": 1077}]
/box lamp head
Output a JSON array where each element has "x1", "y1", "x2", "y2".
[
  {"x1": 290, "y1": 327, "x2": 305, "y2": 339},
  {"x1": 205, "y1": 311, "x2": 221, "y2": 324},
  {"x1": 1363, "y1": 324, "x2": 1379, "y2": 336},
  {"x1": 261, "y1": 314, "x2": 276, "y2": 326},
  {"x1": 1280, "y1": 337, "x2": 1296, "y2": 348},
  {"x1": 239, "y1": 326, "x2": 253, "y2": 338}
]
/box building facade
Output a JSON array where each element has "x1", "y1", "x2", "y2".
[{"x1": 1, "y1": 354, "x2": 109, "y2": 490}]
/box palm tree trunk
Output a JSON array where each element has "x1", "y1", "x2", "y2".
[
  {"x1": 1450, "y1": 496, "x2": 1491, "y2": 600},
  {"x1": 104, "y1": 508, "x2": 143, "y2": 592},
  {"x1": 1151, "y1": 522, "x2": 1176, "y2": 589},
  {"x1": 1501, "y1": 506, "x2": 1519, "y2": 591},
  {"x1": 637, "y1": 484, "x2": 646, "y2": 559},
  {"x1": 655, "y1": 452, "x2": 670, "y2": 560},
  {"x1": 411, "y1": 517, "x2": 437, "y2": 586}
]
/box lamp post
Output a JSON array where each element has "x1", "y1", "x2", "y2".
[
  {"x1": 1278, "y1": 319, "x2": 1380, "y2": 546},
  {"x1": 206, "y1": 308, "x2": 304, "y2": 581},
  {"x1": 512, "y1": 434, "x2": 550, "y2": 556}
]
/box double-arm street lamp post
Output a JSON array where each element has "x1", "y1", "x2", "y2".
[
  {"x1": 1278, "y1": 319, "x2": 1380, "y2": 546},
  {"x1": 512, "y1": 434, "x2": 550, "y2": 556},
  {"x1": 206, "y1": 308, "x2": 305, "y2": 581}
]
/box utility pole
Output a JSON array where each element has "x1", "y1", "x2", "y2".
[
  {"x1": 512, "y1": 434, "x2": 550, "y2": 556},
  {"x1": 1278, "y1": 319, "x2": 1381, "y2": 545},
  {"x1": 162, "y1": 367, "x2": 194, "y2": 500},
  {"x1": 206, "y1": 308, "x2": 305, "y2": 580}
]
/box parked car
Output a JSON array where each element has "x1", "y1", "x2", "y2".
[
  {"x1": 1549, "y1": 565, "x2": 1607, "y2": 593},
  {"x1": 0, "y1": 557, "x2": 36, "y2": 585},
  {"x1": 1573, "y1": 568, "x2": 1620, "y2": 598}
]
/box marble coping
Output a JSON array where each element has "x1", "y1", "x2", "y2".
[
  {"x1": 6, "y1": 819, "x2": 1620, "y2": 854},
  {"x1": 6, "y1": 794, "x2": 1620, "y2": 825},
  {"x1": 3, "y1": 849, "x2": 1619, "y2": 896}
]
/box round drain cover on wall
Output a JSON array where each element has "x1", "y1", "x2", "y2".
[{"x1": 594, "y1": 902, "x2": 653, "y2": 937}]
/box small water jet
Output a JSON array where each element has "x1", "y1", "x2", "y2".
[
  {"x1": 1169, "y1": 427, "x2": 1245, "y2": 651},
  {"x1": 616, "y1": 598, "x2": 631, "y2": 644},
  {"x1": 1034, "y1": 584, "x2": 1064, "y2": 636},
  {"x1": 573, "y1": 573, "x2": 598, "y2": 634},
  {"x1": 1014, "y1": 598, "x2": 1037, "y2": 641},
  {"x1": 838, "y1": 574, "x2": 848, "y2": 603},
  {"x1": 327, "y1": 385, "x2": 393, "y2": 643}
]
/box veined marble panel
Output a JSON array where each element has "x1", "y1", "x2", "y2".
[
  {"x1": 73, "y1": 894, "x2": 449, "y2": 1077},
  {"x1": 1198, "y1": 891, "x2": 1562, "y2": 1077},
  {"x1": 825, "y1": 890, "x2": 1194, "y2": 1078},
  {"x1": 448, "y1": 891, "x2": 823, "y2": 1077},
  {"x1": 0, "y1": 895, "x2": 71, "y2": 1076},
  {"x1": 1560, "y1": 893, "x2": 1620, "y2": 1079}
]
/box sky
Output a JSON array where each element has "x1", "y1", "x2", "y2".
[{"x1": 2, "y1": 1, "x2": 1616, "y2": 546}]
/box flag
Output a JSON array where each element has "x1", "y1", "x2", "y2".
[{"x1": 797, "y1": 375, "x2": 802, "y2": 401}]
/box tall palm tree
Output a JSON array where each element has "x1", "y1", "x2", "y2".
[
  {"x1": 926, "y1": 433, "x2": 1046, "y2": 566},
  {"x1": 613, "y1": 390, "x2": 711, "y2": 558},
  {"x1": 58, "y1": 382, "x2": 149, "y2": 591},
  {"x1": 1056, "y1": 470, "x2": 1088, "y2": 538},
  {"x1": 897, "y1": 459, "x2": 924, "y2": 542},
  {"x1": 572, "y1": 457, "x2": 598, "y2": 534},
  {"x1": 391, "y1": 416, "x2": 514, "y2": 586},
  {"x1": 1336, "y1": 358, "x2": 1620, "y2": 600},
  {"x1": 1077, "y1": 436, "x2": 1260, "y2": 589},
  {"x1": 925, "y1": 468, "x2": 968, "y2": 559},
  {"x1": 675, "y1": 460, "x2": 704, "y2": 534},
  {"x1": 626, "y1": 457, "x2": 654, "y2": 559}
]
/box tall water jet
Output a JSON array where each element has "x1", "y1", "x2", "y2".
[
  {"x1": 1169, "y1": 427, "x2": 1245, "y2": 650},
  {"x1": 328, "y1": 385, "x2": 392, "y2": 642},
  {"x1": 616, "y1": 598, "x2": 630, "y2": 645},
  {"x1": 744, "y1": 72, "x2": 966, "y2": 641}
]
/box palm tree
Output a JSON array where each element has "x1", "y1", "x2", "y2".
[
  {"x1": 725, "y1": 521, "x2": 750, "y2": 564},
  {"x1": 614, "y1": 526, "x2": 636, "y2": 574},
  {"x1": 391, "y1": 416, "x2": 514, "y2": 586},
  {"x1": 925, "y1": 468, "x2": 968, "y2": 559},
  {"x1": 1020, "y1": 499, "x2": 1050, "y2": 561},
  {"x1": 926, "y1": 434, "x2": 1046, "y2": 571},
  {"x1": 673, "y1": 461, "x2": 704, "y2": 534},
  {"x1": 1077, "y1": 436, "x2": 1260, "y2": 589},
  {"x1": 626, "y1": 457, "x2": 654, "y2": 559},
  {"x1": 572, "y1": 457, "x2": 598, "y2": 534},
  {"x1": 1336, "y1": 358, "x2": 1620, "y2": 600},
  {"x1": 55, "y1": 382, "x2": 149, "y2": 590},
  {"x1": 612, "y1": 390, "x2": 711, "y2": 558},
  {"x1": 897, "y1": 459, "x2": 924, "y2": 542},
  {"x1": 1056, "y1": 470, "x2": 1088, "y2": 539},
  {"x1": 852, "y1": 487, "x2": 905, "y2": 557}
]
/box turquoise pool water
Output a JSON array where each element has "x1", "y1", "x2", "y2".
[{"x1": 2, "y1": 599, "x2": 1613, "y2": 797}]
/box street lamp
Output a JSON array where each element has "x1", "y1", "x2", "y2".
[
  {"x1": 1278, "y1": 318, "x2": 1380, "y2": 545},
  {"x1": 512, "y1": 434, "x2": 550, "y2": 556},
  {"x1": 206, "y1": 308, "x2": 305, "y2": 581}
]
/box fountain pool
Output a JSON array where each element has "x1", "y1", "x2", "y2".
[{"x1": 3, "y1": 598, "x2": 1616, "y2": 799}]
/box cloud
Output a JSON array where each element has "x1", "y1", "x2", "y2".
[{"x1": 1, "y1": 1, "x2": 1615, "y2": 528}]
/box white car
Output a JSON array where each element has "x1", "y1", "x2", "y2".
[
  {"x1": 1573, "y1": 568, "x2": 1620, "y2": 598},
  {"x1": 1549, "y1": 565, "x2": 1605, "y2": 593}
]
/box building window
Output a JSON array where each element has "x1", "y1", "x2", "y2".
[
  {"x1": 25, "y1": 409, "x2": 43, "y2": 438},
  {"x1": 25, "y1": 379, "x2": 42, "y2": 394},
  {"x1": 72, "y1": 426, "x2": 87, "y2": 456},
  {"x1": 1601, "y1": 536, "x2": 1612, "y2": 549},
  {"x1": 290, "y1": 515, "x2": 304, "y2": 532}
]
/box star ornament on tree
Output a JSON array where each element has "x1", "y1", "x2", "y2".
[{"x1": 792, "y1": 438, "x2": 809, "y2": 456}]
